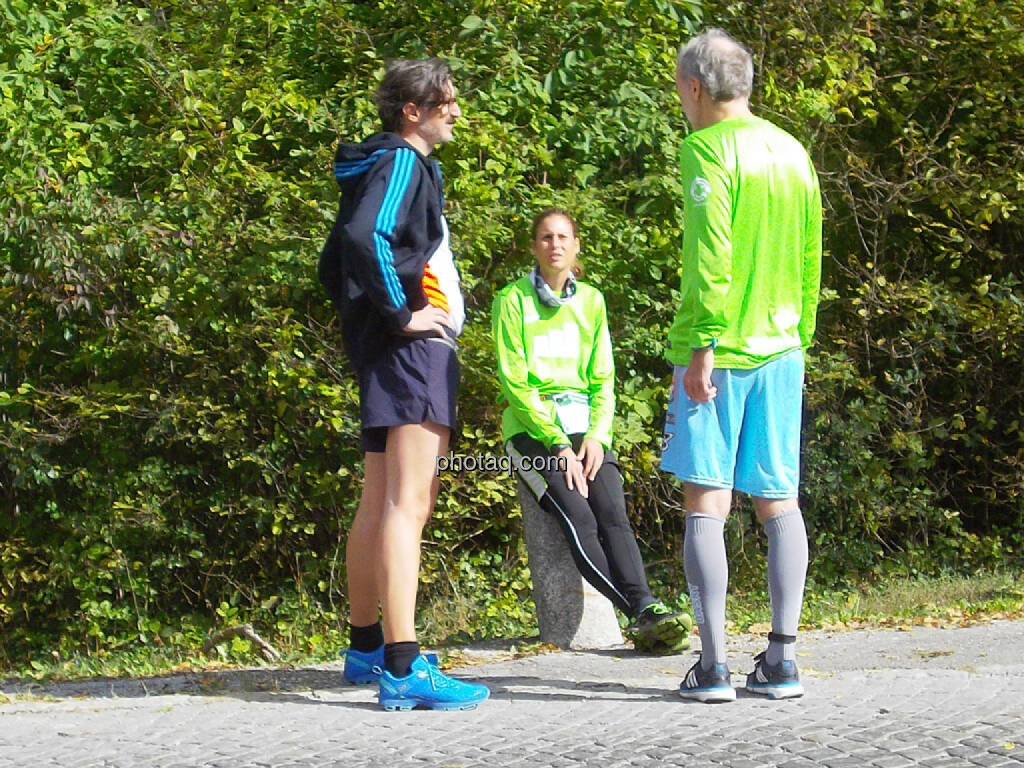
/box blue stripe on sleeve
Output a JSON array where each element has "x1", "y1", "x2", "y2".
[
  {"x1": 372, "y1": 148, "x2": 415, "y2": 309},
  {"x1": 334, "y1": 150, "x2": 388, "y2": 180}
]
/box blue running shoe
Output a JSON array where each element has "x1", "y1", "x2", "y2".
[
  {"x1": 341, "y1": 647, "x2": 439, "y2": 685},
  {"x1": 678, "y1": 659, "x2": 736, "y2": 703},
  {"x1": 342, "y1": 646, "x2": 385, "y2": 685},
  {"x1": 378, "y1": 655, "x2": 490, "y2": 711},
  {"x1": 745, "y1": 651, "x2": 804, "y2": 699}
]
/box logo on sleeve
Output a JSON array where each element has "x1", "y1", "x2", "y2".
[{"x1": 689, "y1": 177, "x2": 712, "y2": 204}]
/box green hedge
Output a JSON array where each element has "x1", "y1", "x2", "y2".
[{"x1": 1, "y1": 0, "x2": 1021, "y2": 665}]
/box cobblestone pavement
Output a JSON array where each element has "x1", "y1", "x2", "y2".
[{"x1": 2, "y1": 620, "x2": 1022, "y2": 767}]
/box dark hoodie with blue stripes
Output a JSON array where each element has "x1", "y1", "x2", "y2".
[{"x1": 318, "y1": 132, "x2": 447, "y2": 367}]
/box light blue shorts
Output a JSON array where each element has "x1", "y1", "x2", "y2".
[{"x1": 661, "y1": 349, "x2": 804, "y2": 499}]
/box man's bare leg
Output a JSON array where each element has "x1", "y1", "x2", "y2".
[
  {"x1": 380, "y1": 420, "x2": 449, "y2": 644},
  {"x1": 346, "y1": 452, "x2": 387, "y2": 628}
]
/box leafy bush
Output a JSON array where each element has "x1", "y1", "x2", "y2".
[{"x1": 1, "y1": 0, "x2": 1021, "y2": 667}]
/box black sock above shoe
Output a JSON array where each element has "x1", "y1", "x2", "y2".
[
  {"x1": 385, "y1": 641, "x2": 420, "y2": 677},
  {"x1": 349, "y1": 621, "x2": 384, "y2": 653}
]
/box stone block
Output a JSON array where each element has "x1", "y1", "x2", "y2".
[{"x1": 517, "y1": 479, "x2": 624, "y2": 649}]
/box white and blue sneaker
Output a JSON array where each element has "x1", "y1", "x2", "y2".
[
  {"x1": 678, "y1": 659, "x2": 736, "y2": 703},
  {"x1": 341, "y1": 646, "x2": 438, "y2": 685},
  {"x1": 745, "y1": 652, "x2": 804, "y2": 699},
  {"x1": 378, "y1": 655, "x2": 490, "y2": 711}
]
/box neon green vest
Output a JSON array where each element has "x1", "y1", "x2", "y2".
[{"x1": 492, "y1": 276, "x2": 615, "y2": 449}]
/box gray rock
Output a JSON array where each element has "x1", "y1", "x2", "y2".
[{"x1": 517, "y1": 479, "x2": 624, "y2": 649}]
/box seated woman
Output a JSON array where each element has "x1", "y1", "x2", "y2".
[{"x1": 491, "y1": 207, "x2": 691, "y2": 653}]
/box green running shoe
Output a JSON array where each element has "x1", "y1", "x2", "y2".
[{"x1": 626, "y1": 602, "x2": 693, "y2": 654}]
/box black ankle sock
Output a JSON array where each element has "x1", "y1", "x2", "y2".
[
  {"x1": 349, "y1": 621, "x2": 384, "y2": 653},
  {"x1": 384, "y1": 641, "x2": 420, "y2": 677}
]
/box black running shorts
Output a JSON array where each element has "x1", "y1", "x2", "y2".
[{"x1": 357, "y1": 332, "x2": 459, "y2": 453}]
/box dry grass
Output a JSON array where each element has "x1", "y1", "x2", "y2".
[{"x1": 726, "y1": 569, "x2": 1024, "y2": 633}]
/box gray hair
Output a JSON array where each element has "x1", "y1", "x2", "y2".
[
  {"x1": 375, "y1": 58, "x2": 453, "y2": 133},
  {"x1": 676, "y1": 28, "x2": 753, "y2": 102}
]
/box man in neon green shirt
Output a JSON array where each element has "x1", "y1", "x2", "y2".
[{"x1": 662, "y1": 29, "x2": 823, "y2": 703}]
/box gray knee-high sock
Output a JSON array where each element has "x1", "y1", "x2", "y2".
[
  {"x1": 683, "y1": 513, "x2": 728, "y2": 670},
  {"x1": 764, "y1": 508, "x2": 808, "y2": 665}
]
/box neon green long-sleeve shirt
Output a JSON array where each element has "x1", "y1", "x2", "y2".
[
  {"x1": 667, "y1": 115, "x2": 823, "y2": 369},
  {"x1": 492, "y1": 276, "x2": 615, "y2": 450}
]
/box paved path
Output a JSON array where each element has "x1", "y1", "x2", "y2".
[{"x1": 2, "y1": 620, "x2": 1023, "y2": 767}]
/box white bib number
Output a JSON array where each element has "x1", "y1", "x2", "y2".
[{"x1": 551, "y1": 392, "x2": 590, "y2": 435}]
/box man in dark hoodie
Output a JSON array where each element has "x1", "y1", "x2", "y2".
[{"x1": 319, "y1": 58, "x2": 488, "y2": 711}]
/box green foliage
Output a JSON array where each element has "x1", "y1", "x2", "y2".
[
  {"x1": 1, "y1": 0, "x2": 1022, "y2": 670},
  {"x1": 710, "y1": 0, "x2": 1024, "y2": 580}
]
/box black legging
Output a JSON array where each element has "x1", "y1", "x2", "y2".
[{"x1": 508, "y1": 433, "x2": 655, "y2": 617}]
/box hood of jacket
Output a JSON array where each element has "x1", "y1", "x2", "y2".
[{"x1": 333, "y1": 132, "x2": 420, "y2": 189}]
